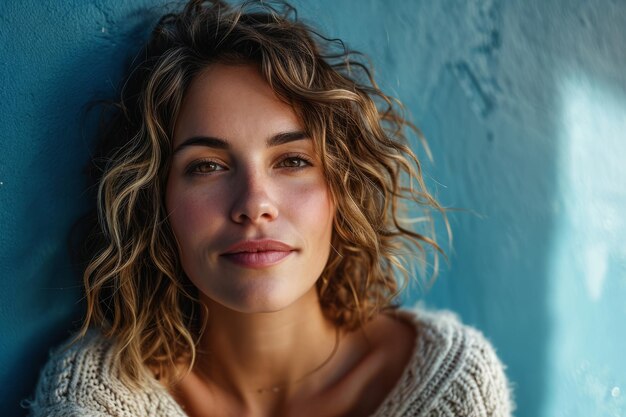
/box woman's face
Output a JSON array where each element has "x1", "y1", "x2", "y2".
[{"x1": 166, "y1": 63, "x2": 335, "y2": 313}]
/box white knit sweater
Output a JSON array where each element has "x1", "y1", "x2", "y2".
[{"x1": 27, "y1": 308, "x2": 514, "y2": 416}]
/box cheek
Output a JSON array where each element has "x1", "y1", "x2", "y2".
[
  {"x1": 165, "y1": 181, "x2": 223, "y2": 254},
  {"x1": 283, "y1": 179, "x2": 335, "y2": 244}
]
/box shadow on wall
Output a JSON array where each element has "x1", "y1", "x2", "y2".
[
  {"x1": 414, "y1": 64, "x2": 554, "y2": 417},
  {"x1": 0, "y1": 3, "x2": 166, "y2": 415},
  {"x1": 370, "y1": 2, "x2": 558, "y2": 416}
]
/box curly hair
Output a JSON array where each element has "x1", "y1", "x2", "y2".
[{"x1": 79, "y1": 0, "x2": 446, "y2": 388}]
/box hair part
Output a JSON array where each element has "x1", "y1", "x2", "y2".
[{"x1": 78, "y1": 0, "x2": 447, "y2": 389}]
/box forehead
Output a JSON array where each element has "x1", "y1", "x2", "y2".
[{"x1": 173, "y1": 63, "x2": 303, "y2": 147}]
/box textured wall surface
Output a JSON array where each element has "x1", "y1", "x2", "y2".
[
  {"x1": 2, "y1": 1, "x2": 625, "y2": 416},
  {"x1": 0, "y1": 1, "x2": 167, "y2": 414}
]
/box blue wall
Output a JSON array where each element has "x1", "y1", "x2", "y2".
[{"x1": 2, "y1": 1, "x2": 625, "y2": 416}]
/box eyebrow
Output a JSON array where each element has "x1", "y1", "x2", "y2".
[{"x1": 172, "y1": 131, "x2": 309, "y2": 155}]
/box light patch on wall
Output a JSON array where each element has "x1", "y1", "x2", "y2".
[
  {"x1": 583, "y1": 242, "x2": 608, "y2": 301},
  {"x1": 560, "y1": 75, "x2": 626, "y2": 302},
  {"x1": 545, "y1": 74, "x2": 626, "y2": 416}
]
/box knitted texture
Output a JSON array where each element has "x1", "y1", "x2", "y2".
[
  {"x1": 371, "y1": 309, "x2": 514, "y2": 417},
  {"x1": 27, "y1": 308, "x2": 514, "y2": 416}
]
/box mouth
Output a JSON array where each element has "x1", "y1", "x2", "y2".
[{"x1": 220, "y1": 239, "x2": 295, "y2": 268}]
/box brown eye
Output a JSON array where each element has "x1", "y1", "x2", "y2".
[
  {"x1": 278, "y1": 156, "x2": 312, "y2": 169},
  {"x1": 187, "y1": 160, "x2": 226, "y2": 175}
]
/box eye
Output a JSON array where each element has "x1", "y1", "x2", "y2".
[
  {"x1": 277, "y1": 154, "x2": 313, "y2": 169},
  {"x1": 186, "y1": 159, "x2": 226, "y2": 175}
]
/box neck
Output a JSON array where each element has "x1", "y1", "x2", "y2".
[{"x1": 195, "y1": 288, "x2": 340, "y2": 411}]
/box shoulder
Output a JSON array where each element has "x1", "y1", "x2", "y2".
[
  {"x1": 26, "y1": 330, "x2": 184, "y2": 417},
  {"x1": 377, "y1": 306, "x2": 515, "y2": 417}
]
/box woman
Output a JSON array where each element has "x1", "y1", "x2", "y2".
[{"x1": 29, "y1": 1, "x2": 513, "y2": 416}]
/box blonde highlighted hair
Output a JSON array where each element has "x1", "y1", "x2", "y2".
[{"x1": 79, "y1": 0, "x2": 446, "y2": 388}]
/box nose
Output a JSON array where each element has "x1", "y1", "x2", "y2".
[{"x1": 229, "y1": 169, "x2": 279, "y2": 225}]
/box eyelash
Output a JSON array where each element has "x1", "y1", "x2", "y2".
[
  {"x1": 185, "y1": 153, "x2": 313, "y2": 176},
  {"x1": 276, "y1": 153, "x2": 313, "y2": 169},
  {"x1": 185, "y1": 158, "x2": 225, "y2": 176}
]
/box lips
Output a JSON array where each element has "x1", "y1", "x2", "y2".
[{"x1": 220, "y1": 239, "x2": 295, "y2": 268}]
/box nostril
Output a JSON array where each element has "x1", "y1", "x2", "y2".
[{"x1": 229, "y1": 190, "x2": 279, "y2": 224}]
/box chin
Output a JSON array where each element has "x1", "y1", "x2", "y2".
[{"x1": 199, "y1": 277, "x2": 313, "y2": 315}]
